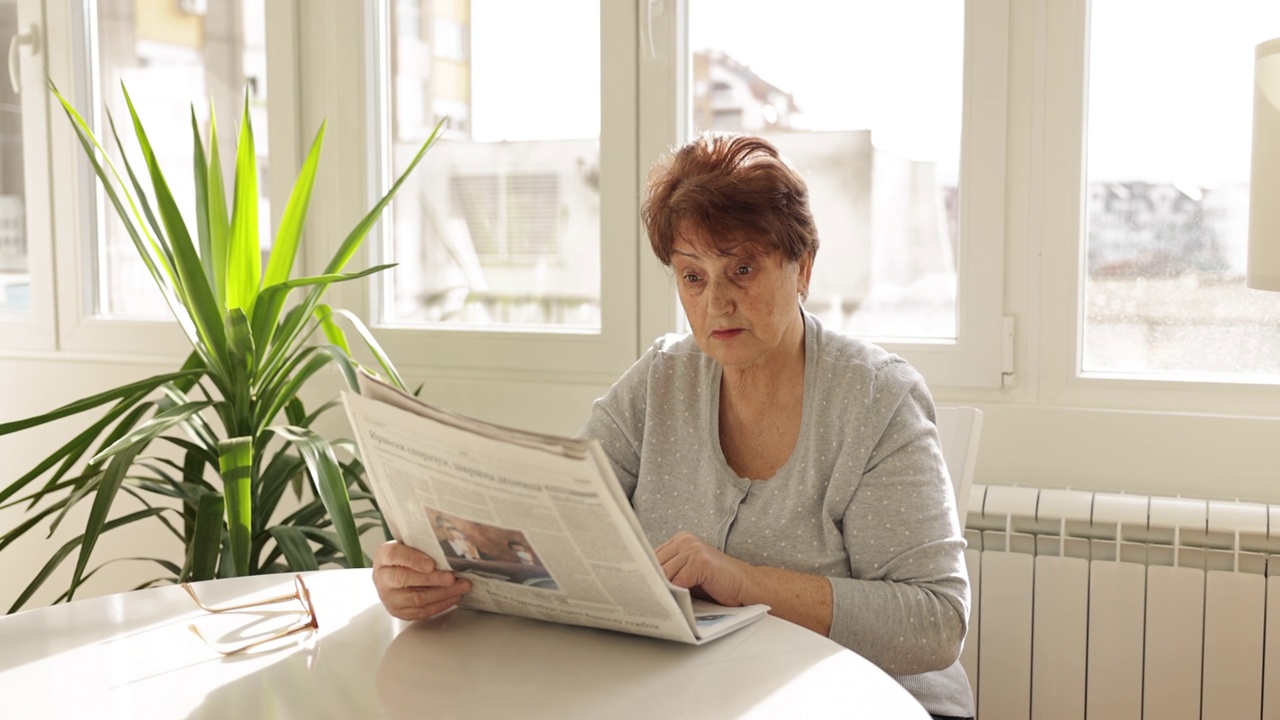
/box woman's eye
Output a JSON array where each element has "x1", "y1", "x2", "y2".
[
  {"x1": 682, "y1": 273, "x2": 701, "y2": 284},
  {"x1": 735, "y1": 265, "x2": 752, "y2": 276}
]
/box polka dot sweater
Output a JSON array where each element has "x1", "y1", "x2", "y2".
[{"x1": 579, "y1": 312, "x2": 974, "y2": 718}]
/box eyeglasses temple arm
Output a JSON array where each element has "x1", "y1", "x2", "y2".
[{"x1": 180, "y1": 583, "x2": 300, "y2": 613}]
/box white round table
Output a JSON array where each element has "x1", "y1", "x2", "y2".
[{"x1": 0, "y1": 568, "x2": 930, "y2": 719}]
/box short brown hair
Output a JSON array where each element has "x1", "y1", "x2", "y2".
[{"x1": 641, "y1": 133, "x2": 819, "y2": 266}]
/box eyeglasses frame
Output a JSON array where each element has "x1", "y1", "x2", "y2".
[{"x1": 181, "y1": 574, "x2": 319, "y2": 655}]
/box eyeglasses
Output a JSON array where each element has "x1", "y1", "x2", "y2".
[{"x1": 181, "y1": 574, "x2": 319, "y2": 655}]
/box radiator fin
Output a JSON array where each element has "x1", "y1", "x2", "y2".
[
  {"x1": 1265, "y1": 574, "x2": 1280, "y2": 720},
  {"x1": 1086, "y1": 554, "x2": 1145, "y2": 720},
  {"x1": 977, "y1": 534, "x2": 1034, "y2": 720},
  {"x1": 1202, "y1": 570, "x2": 1265, "y2": 718},
  {"x1": 1030, "y1": 552, "x2": 1087, "y2": 720},
  {"x1": 1142, "y1": 564, "x2": 1203, "y2": 720}
]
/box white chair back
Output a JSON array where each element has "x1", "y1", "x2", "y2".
[{"x1": 934, "y1": 406, "x2": 983, "y2": 524}]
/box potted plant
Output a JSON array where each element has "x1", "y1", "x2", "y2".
[{"x1": 0, "y1": 83, "x2": 441, "y2": 612}]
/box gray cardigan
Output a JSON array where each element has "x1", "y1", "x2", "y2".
[{"x1": 579, "y1": 312, "x2": 974, "y2": 717}]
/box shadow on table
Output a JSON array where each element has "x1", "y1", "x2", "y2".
[
  {"x1": 375, "y1": 610, "x2": 840, "y2": 720},
  {"x1": 185, "y1": 601, "x2": 398, "y2": 719},
  {"x1": 175, "y1": 571, "x2": 405, "y2": 719}
]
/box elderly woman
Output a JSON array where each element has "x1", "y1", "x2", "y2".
[{"x1": 372, "y1": 134, "x2": 973, "y2": 720}]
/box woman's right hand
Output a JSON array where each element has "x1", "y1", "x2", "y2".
[{"x1": 372, "y1": 540, "x2": 473, "y2": 621}]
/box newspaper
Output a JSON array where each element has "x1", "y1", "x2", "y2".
[{"x1": 341, "y1": 371, "x2": 769, "y2": 644}]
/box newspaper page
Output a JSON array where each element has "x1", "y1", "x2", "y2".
[{"x1": 342, "y1": 373, "x2": 768, "y2": 644}]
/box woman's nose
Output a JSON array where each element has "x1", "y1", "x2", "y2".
[{"x1": 707, "y1": 277, "x2": 734, "y2": 314}]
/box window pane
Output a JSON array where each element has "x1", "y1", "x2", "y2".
[
  {"x1": 0, "y1": 0, "x2": 29, "y2": 312},
  {"x1": 92, "y1": 0, "x2": 267, "y2": 318},
  {"x1": 379, "y1": 0, "x2": 601, "y2": 330},
  {"x1": 1084, "y1": 1, "x2": 1280, "y2": 378},
  {"x1": 689, "y1": 0, "x2": 963, "y2": 340}
]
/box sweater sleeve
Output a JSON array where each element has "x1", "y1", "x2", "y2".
[
  {"x1": 575, "y1": 345, "x2": 657, "y2": 501},
  {"x1": 826, "y1": 362, "x2": 970, "y2": 676}
]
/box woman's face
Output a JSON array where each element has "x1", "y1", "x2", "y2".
[{"x1": 672, "y1": 225, "x2": 811, "y2": 371}]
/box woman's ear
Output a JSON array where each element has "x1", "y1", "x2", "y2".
[{"x1": 798, "y1": 255, "x2": 815, "y2": 299}]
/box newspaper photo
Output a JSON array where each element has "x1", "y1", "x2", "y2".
[{"x1": 342, "y1": 371, "x2": 769, "y2": 645}]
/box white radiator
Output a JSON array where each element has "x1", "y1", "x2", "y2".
[{"x1": 963, "y1": 484, "x2": 1279, "y2": 720}]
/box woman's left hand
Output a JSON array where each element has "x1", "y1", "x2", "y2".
[{"x1": 654, "y1": 531, "x2": 755, "y2": 607}]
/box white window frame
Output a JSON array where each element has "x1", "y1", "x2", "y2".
[
  {"x1": 636, "y1": 0, "x2": 683, "y2": 345},
  {"x1": 39, "y1": 0, "x2": 300, "y2": 360},
  {"x1": 876, "y1": 0, "x2": 1010, "y2": 388},
  {"x1": 308, "y1": 1, "x2": 643, "y2": 386},
  {"x1": 1034, "y1": 0, "x2": 1280, "y2": 417},
  {"x1": 0, "y1": 0, "x2": 56, "y2": 352},
  {"x1": 15, "y1": 0, "x2": 1276, "y2": 421},
  {"x1": 313, "y1": 0, "x2": 1009, "y2": 388},
  {"x1": 640, "y1": 0, "x2": 1011, "y2": 389}
]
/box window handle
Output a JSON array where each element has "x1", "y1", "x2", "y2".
[
  {"x1": 644, "y1": 0, "x2": 664, "y2": 60},
  {"x1": 8, "y1": 23, "x2": 40, "y2": 94}
]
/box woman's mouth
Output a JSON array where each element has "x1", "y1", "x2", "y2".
[{"x1": 710, "y1": 328, "x2": 743, "y2": 341}]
